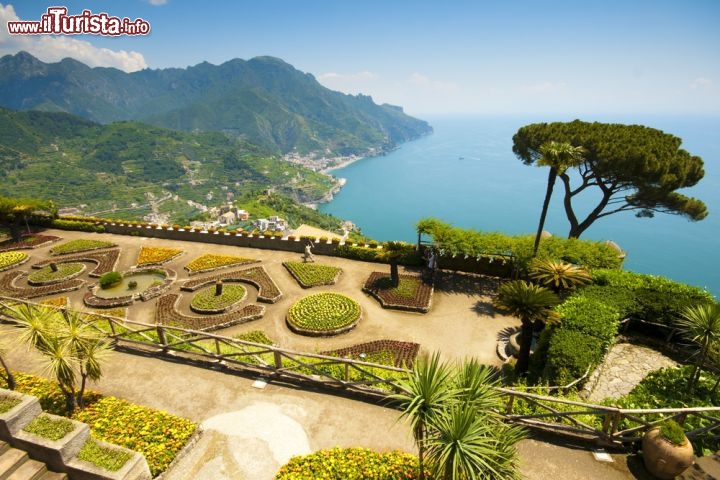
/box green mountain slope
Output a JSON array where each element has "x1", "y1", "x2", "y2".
[
  {"x1": 0, "y1": 52, "x2": 432, "y2": 155},
  {"x1": 0, "y1": 108, "x2": 340, "y2": 224}
]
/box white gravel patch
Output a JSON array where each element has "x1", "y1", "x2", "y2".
[{"x1": 201, "y1": 402, "x2": 311, "y2": 465}]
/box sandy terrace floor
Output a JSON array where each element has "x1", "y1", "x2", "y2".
[{"x1": 3, "y1": 228, "x2": 519, "y2": 366}]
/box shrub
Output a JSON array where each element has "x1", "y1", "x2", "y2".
[
  {"x1": 99, "y1": 271, "x2": 122, "y2": 288},
  {"x1": 544, "y1": 329, "x2": 604, "y2": 385},
  {"x1": 660, "y1": 419, "x2": 687, "y2": 446},
  {"x1": 335, "y1": 243, "x2": 422, "y2": 266},
  {"x1": 190, "y1": 284, "x2": 247, "y2": 313},
  {"x1": 555, "y1": 295, "x2": 620, "y2": 348},
  {"x1": 592, "y1": 269, "x2": 714, "y2": 326},
  {"x1": 283, "y1": 262, "x2": 342, "y2": 288},
  {"x1": 51, "y1": 219, "x2": 105, "y2": 233}
]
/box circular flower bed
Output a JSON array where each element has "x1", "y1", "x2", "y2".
[
  {"x1": 287, "y1": 292, "x2": 360, "y2": 336},
  {"x1": 190, "y1": 283, "x2": 247, "y2": 314},
  {"x1": 27, "y1": 262, "x2": 86, "y2": 285},
  {"x1": 0, "y1": 251, "x2": 29, "y2": 271}
]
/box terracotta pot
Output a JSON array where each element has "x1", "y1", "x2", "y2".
[{"x1": 642, "y1": 427, "x2": 694, "y2": 479}]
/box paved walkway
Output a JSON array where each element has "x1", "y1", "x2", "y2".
[{"x1": 582, "y1": 343, "x2": 678, "y2": 403}]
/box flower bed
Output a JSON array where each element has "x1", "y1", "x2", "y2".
[
  {"x1": 181, "y1": 266, "x2": 282, "y2": 303},
  {"x1": 155, "y1": 293, "x2": 265, "y2": 331},
  {"x1": 0, "y1": 251, "x2": 28, "y2": 271},
  {"x1": 136, "y1": 246, "x2": 184, "y2": 266},
  {"x1": 287, "y1": 292, "x2": 361, "y2": 336},
  {"x1": 321, "y1": 340, "x2": 420, "y2": 368},
  {"x1": 276, "y1": 447, "x2": 426, "y2": 480},
  {"x1": 363, "y1": 272, "x2": 433, "y2": 313},
  {"x1": 27, "y1": 262, "x2": 85, "y2": 285},
  {"x1": 50, "y1": 239, "x2": 116, "y2": 255},
  {"x1": 0, "y1": 270, "x2": 85, "y2": 299},
  {"x1": 283, "y1": 261, "x2": 342, "y2": 288},
  {"x1": 0, "y1": 235, "x2": 60, "y2": 252},
  {"x1": 185, "y1": 254, "x2": 258, "y2": 275},
  {"x1": 190, "y1": 284, "x2": 247, "y2": 314},
  {"x1": 33, "y1": 249, "x2": 120, "y2": 277},
  {"x1": 1, "y1": 372, "x2": 197, "y2": 478}
]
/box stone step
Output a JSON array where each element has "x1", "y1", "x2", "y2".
[
  {"x1": 680, "y1": 451, "x2": 720, "y2": 480},
  {"x1": 0, "y1": 447, "x2": 29, "y2": 479},
  {"x1": 5, "y1": 457, "x2": 46, "y2": 480}
]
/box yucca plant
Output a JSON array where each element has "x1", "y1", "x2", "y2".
[
  {"x1": 529, "y1": 259, "x2": 592, "y2": 294},
  {"x1": 676, "y1": 302, "x2": 720, "y2": 393}
]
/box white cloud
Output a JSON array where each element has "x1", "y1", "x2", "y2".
[
  {"x1": 147, "y1": 0, "x2": 168, "y2": 5},
  {"x1": 690, "y1": 77, "x2": 712, "y2": 89},
  {"x1": 407, "y1": 72, "x2": 459, "y2": 93},
  {"x1": 0, "y1": 4, "x2": 147, "y2": 72}
]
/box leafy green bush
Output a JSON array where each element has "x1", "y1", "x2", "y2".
[
  {"x1": 0, "y1": 395, "x2": 20, "y2": 413},
  {"x1": 416, "y1": 218, "x2": 623, "y2": 274},
  {"x1": 275, "y1": 447, "x2": 427, "y2": 479},
  {"x1": 555, "y1": 295, "x2": 620, "y2": 348},
  {"x1": 50, "y1": 219, "x2": 105, "y2": 233},
  {"x1": 592, "y1": 269, "x2": 714, "y2": 325},
  {"x1": 335, "y1": 243, "x2": 422, "y2": 266},
  {"x1": 611, "y1": 365, "x2": 719, "y2": 454},
  {"x1": 544, "y1": 329, "x2": 604, "y2": 385},
  {"x1": 99, "y1": 271, "x2": 122, "y2": 288},
  {"x1": 660, "y1": 419, "x2": 687, "y2": 446}
]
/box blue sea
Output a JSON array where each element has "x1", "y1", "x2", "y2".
[{"x1": 319, "y1": 115, "x2": 720, "y2": 299}]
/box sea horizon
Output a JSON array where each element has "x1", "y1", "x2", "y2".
[{"x1": 319, "y1": 114, "x2": 720, "y2": 298}]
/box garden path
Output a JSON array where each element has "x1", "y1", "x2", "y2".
[{"x1": 582, "y1": 342, "x2": 678, "y2": 403}]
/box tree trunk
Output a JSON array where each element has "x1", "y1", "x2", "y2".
[
  {"x1": 0, "y1": 356, "x2": 15, "y2": 390},
  {"x1": 215, "y1": 280, "x2": 223, "y2": 296},
  {"x1": 416, "y1": 423, "x2": 426, "y2": 480},
  {"x1": 514, "y1": 319, "x2": 534, "y2": 375},
  {"x1": 50, "y1": 262, "x2": 58, "y2": 272},
  {"x1": 533, "y1": 168, "x2": 557, "y2": 256},
  {"x1": 390, "y1": 262, "x2": 399, "y2": 287}
]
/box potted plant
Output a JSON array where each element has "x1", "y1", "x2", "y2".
[{"x1": 642, "y1": 419, "x2": 694, "y2": 479}]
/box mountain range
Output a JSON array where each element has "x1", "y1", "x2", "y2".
[{"x1": 0, "y1": 52, "x2": 432, "y2": 155}]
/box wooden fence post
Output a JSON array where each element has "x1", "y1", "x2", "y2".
[
  {"x1": 273, "y1": 350, "x2": 283, "y2": 370},
  {"x1": 156, "y1": 325, "x2": 168, "y2": 352}
]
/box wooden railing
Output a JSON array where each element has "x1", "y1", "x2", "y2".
[{"x1": 2, "y1": 296, "x2": 719, "y2": 448}]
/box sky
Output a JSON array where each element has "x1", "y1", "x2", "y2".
[{"x1": 1, "y1": 0, "x2": 719, "y2": 116}]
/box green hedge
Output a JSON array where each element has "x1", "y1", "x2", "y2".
[
  {"x1": 417, "y1": 218, "x2": 623, "y2": 273},
  {"x1": 544, "y1": 329, "x2": 605, "y2": 386},
  {"x1": 335, "y1": 243, "x2": 423, "y2": 266},
  {"x1": 538, "y1": 290, "x2": 622, "y2": 385},
  {"x1": 592, "y1": 269, "x2": 714, "y2": 325},
  {"x1": 555, "y1": 295, "x2": 620, "y2": 349},
  {"x1": 50, "y1": 219, "x2": 105, "y2": 233}
]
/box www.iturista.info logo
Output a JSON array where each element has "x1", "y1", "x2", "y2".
[{"x1": 7, "y1": 6, "x2": 150, "y2": 36}]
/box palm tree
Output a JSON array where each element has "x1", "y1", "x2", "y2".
[
  {"x1": 494, "y1": 280, "x2": 560, "y2": 375},
  {"x1": 676, "y1": 302, "x2": 720, "y2": 393},
  {"x1": 425, "y1": 405, "x2": 525, "y2": 480},
  {"x1": 529, "y1": 259, "x2": 592, "y2": 294},
  {"x1": 532, "y1": 141, "x2": 585, "y2": 257},
  {"x1": 390, "y1": 351, "x2": 456, "y2": 480},
  {"x1": 0, "y1": 326, "x2": 16, "y2": 390}
]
